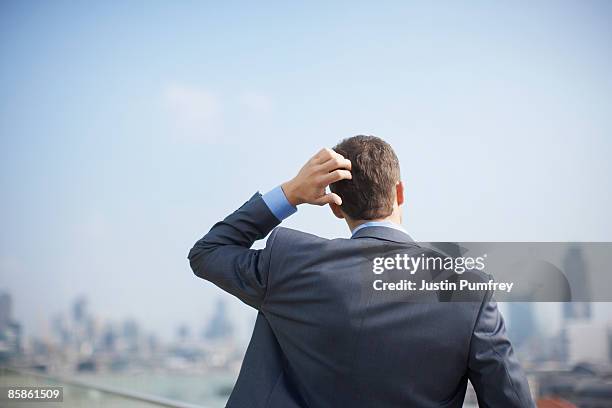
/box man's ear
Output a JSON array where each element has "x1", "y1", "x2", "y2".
[
  {"x1": 396, "y1": 181, "x2": 405, "y2": 206},
  {"x1": 329, "y1": 203, "x2": 345, "y2": 219}
]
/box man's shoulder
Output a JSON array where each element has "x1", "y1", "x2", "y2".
[
  {"x1": 270, "y1": 226, "x2": 336, "y2": 244},
  {"x1": 266, "y1": 227, "x2": 347, "y2": 265}
]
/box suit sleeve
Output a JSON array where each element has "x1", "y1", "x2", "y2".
[
  {"x1": 188, "y1": 192, "x2": 281, "y2": 308},
  {"x1": 468, "y1": 292, "x2": 535, "y2": 408}
]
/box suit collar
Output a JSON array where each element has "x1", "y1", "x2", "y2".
[
  {"x1": 351, "y1": 220, "x2": 408, "y2": 236},
  {"x1": 350, "y1": 225, "x2": 415, "y2": 244}
]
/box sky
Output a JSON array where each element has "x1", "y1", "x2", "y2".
[{"x1": 1, "y1": 1, "x2": 611, "y2": 343}]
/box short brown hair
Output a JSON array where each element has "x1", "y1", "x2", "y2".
[{"x1": 330, "y1": 135, "x2": 400, "y2": 220}]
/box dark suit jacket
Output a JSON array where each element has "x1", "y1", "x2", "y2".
[{"x1": 188, "y1": 193, "x2": 535, "y2": 408}]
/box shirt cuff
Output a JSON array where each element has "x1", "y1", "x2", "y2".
[{"x1": 262, "y1": 185, "x2": 297, "y2": 221}]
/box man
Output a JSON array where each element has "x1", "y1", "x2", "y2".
[{"x1": 188, "y1": 135, "x2": 534, "y2": 407}]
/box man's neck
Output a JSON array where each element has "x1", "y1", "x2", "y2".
[{"x1": 347, "y1": 213, "x2": 402, "y2": 233}]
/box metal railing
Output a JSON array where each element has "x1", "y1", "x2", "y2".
[{"x1": 0, "y1": 367, "x2": 208, "y2": 408}]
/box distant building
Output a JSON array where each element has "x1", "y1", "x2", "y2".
[
  {"x1": 537, "y1": 363, "x2": 612, "y2": 407},
  {"x1": 0, "y1": 292, "x2": 22, "y2": 359},
  {"x1": 122, "y1": 319, "x2": 141, "y2": 352},
  {"x1": 0, "y1": 293, "x2": 12, "y2": 327},
  {"x1": 51, "y1": 314, "x2": 71, "y2": 346},
  {"x1": 101, "y1": 324, "x2": 117, "y2": 352},
  {"x1": 177, "y1": 324, "x2": 191, "y2": 342},
  {"x1": 565, "y1": 322, "x2": 610, "y2": 364},
  {"x1": 73, "y1": 297, "x2": 88, "y2": 324},
  {"x1": 508, "y1": 302, "x2": 536, "y2": 350},
  {"x1": 203, "y1": 300, "x2": 234, "y2": 341},
  {"x1": 562, "y1": 246, "x2": 592, "y2": 321},
  {"x1": 560, "y1": 246, "x2": 596, "y2": 363}
]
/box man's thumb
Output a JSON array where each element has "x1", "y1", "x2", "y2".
[{"x1": 315, "y1": 193, "x2": 342, "y2": 206}]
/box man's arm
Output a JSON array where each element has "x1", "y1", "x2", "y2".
[
  {"x1": 468, "y1": 293, "x2": 535, "y2": 407},
  {"x1": 188, "y1": 148, "x2": 351, "y2": 308},
  {"x1": 188, "y1": 192, "x2": 282, "y2": 308}
]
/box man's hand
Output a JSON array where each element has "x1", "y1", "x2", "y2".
[{"x1": 282, "y1": 148, "x2": 352, "y2": 206}]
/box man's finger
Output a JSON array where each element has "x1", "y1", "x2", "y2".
[
  {"x1": 320, "y1": 156, "x2": 351, "y2": 172},
  {"x1": 313, "y1": 193, "x2": 342, "y2": 206},
  {"x1": 312, "y1": 147, "x2": 341, "y2": 164},
  {"x1": 322, "y1": 169, "x2": 352, "y2": 185}
]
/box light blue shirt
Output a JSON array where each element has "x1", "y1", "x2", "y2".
[
  {"x1": 262, "y1": 186, "x2": 407, "y2": 238},
  {"x1": 262, "y1": 186, "x2": 297, "y2": 221}
]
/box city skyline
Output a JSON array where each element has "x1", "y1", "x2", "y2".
[{"x1": 1, "y1": 1, "x2": 612, "y2": 341}]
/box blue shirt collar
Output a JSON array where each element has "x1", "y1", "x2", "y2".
[{"x1": 351, "y1": 221, "x2": 409, "y2": 238}]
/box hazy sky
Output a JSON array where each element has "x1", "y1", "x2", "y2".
[{"x1": 1, "y1": 1, "x2": 611, "y2": 342}]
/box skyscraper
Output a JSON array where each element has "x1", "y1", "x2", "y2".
[
  {"x1": 0, "y1": 292, "x2": 12, "y2": 328},
  {"x1": 0, "y1": 292, "x2": 21, "y2": 358},
  {"x1": 72, "y1": 297, "x2": 88, "y2": 324},
  {"x1": 507, "y1": 302, "x2": 536, "y2": 350},
  {"x1": 562, "y1": 245, "x2": 592, "y2": 320},
  {"x1": 203, "y1": 300, "x2": 234, "y2": 341}
]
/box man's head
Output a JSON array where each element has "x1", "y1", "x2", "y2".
[{"x1": 330, "y1": 135, "x2": 403, "y2": 224}]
